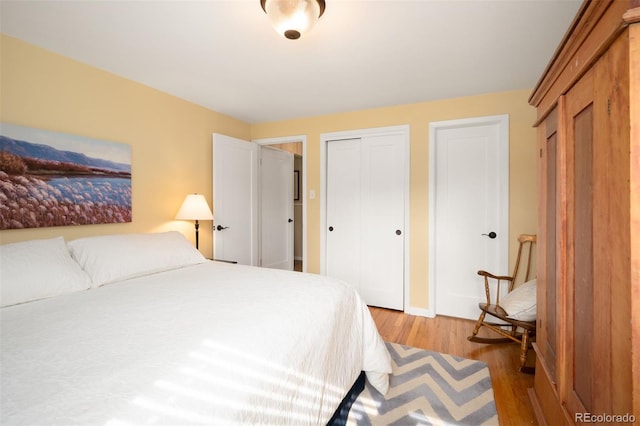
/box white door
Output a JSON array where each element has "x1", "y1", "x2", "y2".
[
  {"x1": 326, "y1": 139, "x2": 362, "y2": 291},
  {"x1": 260, "y1": 147, "x2": 294, "y2": 270},
  {"x1": 212, "y1": 133, "x2": 258, "y2": 265},
  {"x1": 430, "y1": 115, "x2": 509, "y2": 320},
  {"x1": 360, "y1": 134, "x2": 405, "y2": 309},
  {"x1": 326, "y1": 134, "x2": 405, "y2": 310}
]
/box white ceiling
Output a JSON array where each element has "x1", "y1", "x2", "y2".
[{"x1": 0, "y1": 0, "x2": 582, "y2": 124}]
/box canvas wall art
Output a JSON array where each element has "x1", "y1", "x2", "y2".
[{"x1": 0, "y1": 123, "x2": 132, "y2": 229}]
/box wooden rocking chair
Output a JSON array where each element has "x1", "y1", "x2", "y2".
[{"x1": 468, "y1": 234, "x2": 537, "y2": 373}]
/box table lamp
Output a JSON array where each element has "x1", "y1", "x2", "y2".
[{"x1": 175, "y1": 193, "x2": 213, "y2": 250}]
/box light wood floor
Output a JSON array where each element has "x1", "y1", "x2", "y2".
[{"x1": 368, "y1": 307, "x2": 536, "y2": 426}]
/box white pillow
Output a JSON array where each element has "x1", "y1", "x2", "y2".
[
  {"x1": 68, "y1": 231, "x2": 207, "y2": 287},
  {"x1": 0, "y1": 237, "x2": 91, "y2": 307},
  {"x1": 500, "y1": 279, "x2": 537, "y2": 322}
]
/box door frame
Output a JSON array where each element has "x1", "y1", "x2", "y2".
[
  {"x1": 428, "y1": 114, "x2": 509, "y2": 318},
  {"x1": 253, "y1": 135, "x2": 308, "y2": 272},
  {"x1": 320, "y1": 125, "x2": 410, "y2": 310}
]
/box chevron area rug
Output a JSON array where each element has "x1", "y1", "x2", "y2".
[{"x1": 347, "y1": 342, "x2": 499, "y2": 425}]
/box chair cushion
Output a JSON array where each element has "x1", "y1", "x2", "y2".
[{"x1": 500, "y1": 279, "x2": 536, "y2": 322}]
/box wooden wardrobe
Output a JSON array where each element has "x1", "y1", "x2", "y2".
[{"x1": 528, "y1": 0, "x2": 639, "y2": 424}]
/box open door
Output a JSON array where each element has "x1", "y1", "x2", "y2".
[
  {"x1": 260, "y1": 146, "x2": 294, "y2": 270},
  {"x1": 212, "y1": 134, "x2": 258, "y2": 265}
]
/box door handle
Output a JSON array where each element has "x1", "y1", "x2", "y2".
[
  {"x1": 396, "y1": 229, "x2": 402, "y2": 235},
  {"x1": 216, "y1": 225, "x2": 229, "y2": 231},
  {"x1": 288, "y1": 218, "x2": 293, "y2": 223},
  {"x1": 328, "y1": 226, "x2": 334, "y2": 232},
  {"x1": 482, "y1": 232, "x2": 497, "y2": 239}
]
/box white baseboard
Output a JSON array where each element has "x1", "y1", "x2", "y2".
[{"x1": 404, "y1": 306, "x2": 435, "y2": 318}]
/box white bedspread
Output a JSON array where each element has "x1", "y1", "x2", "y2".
[{"x1": 1, "y1": 262, "x2": 391, "y2": 426}]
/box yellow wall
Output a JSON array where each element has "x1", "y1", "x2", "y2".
[
  {"x1": 1, "y1": 35, "x2": 537, "y2": 312},
  {"x1": 0, "y1": 35, "x2": 250, "y2": 259},
  {"x1": 250, "y1": 90, "x2": 538, "y2": 311}
]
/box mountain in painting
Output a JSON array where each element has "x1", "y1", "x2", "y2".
[{"x1": 0, "y1": 136, "x2": 130, "y2": 173}]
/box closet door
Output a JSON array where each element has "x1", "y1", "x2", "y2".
[
  {"x1": 326, "y1": 139, "x2": 362, "y2": 293},
  {"x1": 326, "y1": 135, "x2": 405, "y2": 310},
  {"x1": 360, "y1": 134, "x2": 405, "y2": 310}
]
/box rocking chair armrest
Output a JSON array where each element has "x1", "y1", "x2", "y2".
[{"x1": 477, "y1": 270, "x2": 513, "y2": 282}]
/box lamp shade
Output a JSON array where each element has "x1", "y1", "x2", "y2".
[
  {"x1": 260, "y1": 0, "x2": 325, "y2": 40},
  {"x1": 175, "y1": 194, "x2": 213, "y2": 220}
]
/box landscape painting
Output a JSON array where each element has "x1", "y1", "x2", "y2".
[{"x1": 0, "y1": 123, "x2": 132, "y2": 229}]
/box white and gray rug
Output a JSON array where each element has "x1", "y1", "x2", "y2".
[{"x1": 347, "y1": 342, "x2": 499, "y2": 425}]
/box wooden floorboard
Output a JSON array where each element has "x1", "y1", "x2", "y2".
[{"x1": 369, "y1": 306, "x2": 536, "y2": 426}]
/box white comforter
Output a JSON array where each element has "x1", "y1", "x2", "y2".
[{"x1": 1, "y1": 261, "x2": 391, "y2": 426}]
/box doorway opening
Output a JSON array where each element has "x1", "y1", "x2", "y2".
[{"x1": 254, "y1": 136, "x2": 307, "y2": 272}]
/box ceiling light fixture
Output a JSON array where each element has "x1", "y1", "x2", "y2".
[{"x1": 260, "y1": 0, "x2": 326, "y2": 40}]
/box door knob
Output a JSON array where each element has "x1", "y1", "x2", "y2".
[
  {"x1": 216, "y1": 225, "x2": 229, "y2": 231},
  {"x1": 482, "y1": 232, "x2": 497, "y2": 239},
  {"x1": 328, "y1": 226, "x2": 334, "y2": 232},
  {"x1": 396, "y1": 229, "x2": 402, "y2": 235},
  {"x1": 288, "y1": 218, "x2": 293, "y2": 223}
]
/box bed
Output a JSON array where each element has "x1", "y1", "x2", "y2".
[{"x1": 0, "y1": 231, "x2": 391, "y2": 425}]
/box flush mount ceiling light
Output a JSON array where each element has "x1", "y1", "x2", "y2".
[{"x1": 260, "y1": 0, "x2": 326, "y2": 40}]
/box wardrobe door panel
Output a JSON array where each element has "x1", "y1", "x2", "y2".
[
  {"x1": 564, "y1": 65, "x2": 595, "y2": 419},
  {"x1": 572, "y1": 102, "x2": 594, "y2": 412},
  {"x1": 537, "y1": 107, "x2": 559, "y2": 382},
  {"x1": 592, "y1": 32, "x2": 632, "y2": 415}
]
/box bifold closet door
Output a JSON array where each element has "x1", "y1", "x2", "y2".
[{"x1": 326, "y1": 135, "x2": 404, "y2": 310}]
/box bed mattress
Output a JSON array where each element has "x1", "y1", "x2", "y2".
[{"x1": 1, "y1": 261, "x2": 390, "y2": 425}]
